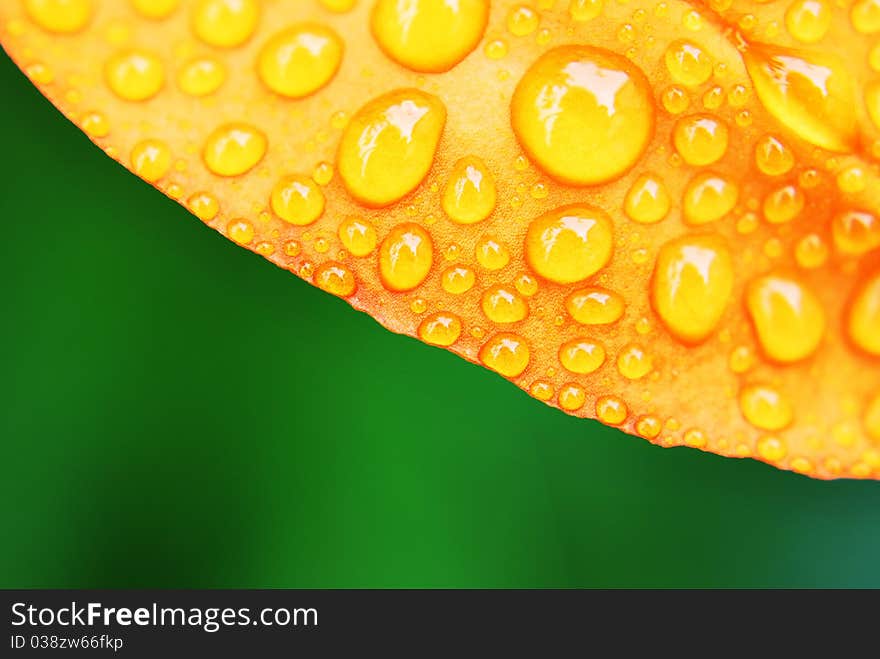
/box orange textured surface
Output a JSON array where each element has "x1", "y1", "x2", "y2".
[{"x1": 2, "y1": 0, "x2": 879, "y2": 480}]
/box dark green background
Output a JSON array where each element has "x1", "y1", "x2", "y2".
[{"x1": 2, "y1": 52, "x2": 878, "y2": 589}]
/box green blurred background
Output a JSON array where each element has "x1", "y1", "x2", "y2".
[{"x1": 1, "y1": 51, "x2": 879, "y2": 589}]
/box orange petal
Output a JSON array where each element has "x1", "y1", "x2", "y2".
[{"x1": 2, "y1": 0, "x2": 879, "y2": 479}]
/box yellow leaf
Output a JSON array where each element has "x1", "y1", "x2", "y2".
[{"x1": 2, "y1": 0, "x2": 879, "y2": 479}]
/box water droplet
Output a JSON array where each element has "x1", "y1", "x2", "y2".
[
  {"x1": 661, "y1": 86, "x2": 690, "y2": 114},
  {"x1": 624, "y1": 173, "x2": 670, "y2": 224},
  {"x1": 763, "y1": 237, "x2": 783, "y2": 259},
  {"x1": 506, "y1": 5, "x2": 539, "y2": 35},
  {"x1": 682, "y1": 9, "x2": 704, "y2": 31},
  {"x1": 131, "y1": 138, "x2": 171, "y2": 183},
  {"x1": 403, "y1": 294, "x2": 422, "y2": 312},
  {"x1": 832, "y1": 420, "x2": 859, "y2": 448},
  {"x1": 565, "y1": 287, "x2": 625, "y2": 325},
  {"x1": 596, "y1": 395, "x2": 628, "y2": 425},
  {"x1": 314, "y1": 261, "x2": 356, "y2": 297},
  {"x1": 284, "y1": 240, "x2": 302, "y2": 257},
  {"x1": 271, "y1": 175, "x2": 325, "y2": 225},
  {"x1": 479, "y1": 332, "x2": 530, "y2": 377},
  {"x1": 735, "y1": 211, "x2": 757, "y2": 234},
  {"x1": 482, "y1": 285, "x2": 529, "y2": 323},
  {"x1": 799, "y1": 168, "x2": 821, "y2": 188},
  {"x1": 309, "y1": 163, "x2": 332, "y2": 188},
  {"x1": 525, "y1": 205, "x2": 614, "y2": 284},
  {"x1": 739, "y1": 384, "x2": 794, "y2": 430},
  {"x1": 617, "y1": 23, "x2": 636, "y2": 44},
  {"x1": 338, "y1": 216, "x2": 377, "y2": 256},
  {"x1": 475, "y1": 235, "x2": 510, "y2": 270},
  {"x1": 683, "y1": 172, "x2": 738, "y2": 224},
  {"x1": 187, "y1": 192, "x2": 219, "y2": 221},
  {"x1": 665, "y1": 39, "x2": 712, "y2": 86},
  {"x1": 105, "y1": 50, "x2": 164, "y2": 101},
  {"x1": 757, "y1": 436, "x2": 787, "y2": 462},
  {"x1": 258, "y1": 24, "x2": 343, "y2": 98},
  {"x1": 559, "y1": 338, "x2": 606, "y2": 374},
  {"x1": 227, "y1": 218, "x2": 254, "y2": 245},
  {"x1": 569, "y1": 0, "x2": 603, "y2": 22},
  {"x1": 836, "y1": 165, "x2": 867, "y2": 193},
  {"x1": 558, "y1": 384, "x2": 586, "y2": 411},
  {"x1": 652, "y1": 233, "x2": 734, "y2": 343},
  {"x1": 673, "y1": 114, "x2": 729, "y2": 166},
  {"x1": 330, "y1": 110, "x2": 349, "y2": 131},
  {"x1": 617, "y1": 343, "x2": 653, "y2": 379},
  {"x1": 81, "y1": 111, "x2": 109, "y2": 137},
  {"x1": 821, "y1": 456, "x2": 841, "y2": 475},
  {"x1": 441, "y1": 265, "x2": 475, "y2": 294},
  {"x1": 202, "y1": 123, "x2": 266, "y2": 177},
  {"x1": 728, "y1": 345, "x2": 755, "y2": 373},
  {"x1": 24, "y1": 0, "x2": 92, "y2": 33},
  {"x1": 746, "y1": 271, "x2": 826, "y2": 362},
  {"x1": 166, "y1": 182, "x2": 184, "y2": 199},
  {"x1": 631, "y1": 248, "x2": 649, "y2": 264},
  {"x1": 372, "y1": 0, "x2": 488, "y2": 72},
  {"x1": 417, "y1": 311, "x2": 462, "y2": 346},
  {"x1": 514, "y1": 273, "x2": 539, "y2": 297},
  {"x1": 789, "y1": 457, "x2": 813, "y2": 474},
  {"x1": 683, "y1": 428, "x2": 708, "y2": 448},
  {"x1": 512, "y1": 46, "x2": 654, "y2": 185},
  {"x1": 636, "y1": 415, "x2": 662, "y2": 439},
  {"x1": 851, "y1": 0, "x2": 880, "y2": 33},
  {"x1": 727, "y1": 84, "x2": 749, "y2": 107},
  {"x1": 378, "y1": 222, "x2": 434, "y2": 291},
  {"x1": 191, "y1": 0, "x2": 259, "y2": 48},
  {"x1": 441, "y1": 156, "x2": 496, "y2": 224},
  {"x1": 338, "y1": 88, "x2": 446, "y2": 207},
  {"x1": 255, "y1": 241, "x2": 275, "y2": 258},
  {"x1": 785, "y1": 0, "x2": 832, "y2": 43},
  {"x1": 484, "y1": 39, "x2": 508, "y2": 60},
  {"x1": 832, "y1": 210, "x2": 880, "y2": 254},
  {"x1": 738, "y1": 13, "x2": 757, "y2": 31},
  {"x1": 530, "y1": 182, "x2": 549, "y2": 200},
  {"x1": 763, "y1": 184, "x2": 804, "y2": 224},
  {"x1": 754, "y1": 134, "x2": 794, "y2": 176},
  {"x1": 530, "y1": 380, "x2": 554, "y2": 401},
  {"x1": 177, "y1": 56, "x2": 226, "y2": 96},
  {"x1": 702, "y1": 86, "x2": 723, "y2": 110},
  {"x1": 24, "y1": 62, "x2": 54, "y2": 85},
  {"x1": 794, "y1": 233, "x2": 828, "y2": 268},
  {"x1": 442, "y1": 243, "x2": 460, "y2": 261}
]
